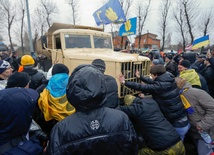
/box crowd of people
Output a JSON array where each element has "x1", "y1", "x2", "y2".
[{"x1": 0, "y1": 48, "x2": 214, "y2": 155}]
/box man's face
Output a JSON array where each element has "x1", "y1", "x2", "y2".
[
  {"x1": 1, "y1": 67, "x2": 13, "y2": 79},
  {"x1": 178, "y1": 65, "x2": 186, "y2": 73}
]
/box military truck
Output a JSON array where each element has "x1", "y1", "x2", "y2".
[{"x1": 37, "y1": 22, "x2": 151, "y2": 99}]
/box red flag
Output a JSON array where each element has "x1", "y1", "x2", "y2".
[{"x1": 185, "y1": 44, "x2": 192, "y2": 50}]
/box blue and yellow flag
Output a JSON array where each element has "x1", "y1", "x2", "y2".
[
  {"x1": 119, "y1": 17, "x2": 137, "y2": 36},
  {"x1": 192, "y1": 35, "x2": 210, "y2": 50},
  {"x1": 93, "y1": 0, "x2": 126, "y2": 26}
]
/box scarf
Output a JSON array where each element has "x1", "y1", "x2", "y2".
[
  {"x1": 180, "y1": 69, "x2": 201, "y2": 87},
  {"x1": 38, "y1": 88, "x2": 75, "y2": 121},
  {"x1": 38, "y1": 73, "x2": 75, "y2": 121},
  {"x1": 179, "y1": 88, "x2": 194, "y2": 114}
]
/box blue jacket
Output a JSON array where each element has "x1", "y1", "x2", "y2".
[{"x1": 0, "y1": 88, "x2": 39, "y2": 146}]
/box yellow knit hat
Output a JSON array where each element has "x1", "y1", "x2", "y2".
[
  {"x1": 21, "y1": 55, "x2": 35, "y2": 66},
  {"x1": 124, "y1": 95, "x2": 136, "y2": 106}
]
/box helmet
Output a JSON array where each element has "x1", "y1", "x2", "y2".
[{"x1": 21, "y1": 55, "x2": 35, "y2": 66}]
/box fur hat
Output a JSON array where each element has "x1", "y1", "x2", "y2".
[
  {"x1": 6, "y1": 71, "x2": 30, "y2": 88},
  {"x1": 92, "y1": 59, "x2": 106, "y2": 73},
  {"x1": 52, "y1": 64, "x2": 69, "y2": 75},
  {"x1": 0, "y1": 60, "x2": 10, "y2": 74},
  {"x1": 179, "y1": 60, "x2": 190, "y2": 69}
]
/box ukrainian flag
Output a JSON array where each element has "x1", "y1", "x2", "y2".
[{"x1": 192, "y1": 35, "x2": 210, "y2": 50}]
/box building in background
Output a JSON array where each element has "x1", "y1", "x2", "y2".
[
  {"x1": 134, "y1": 32, "x2": 160, "y2": 50},
  {"x1": 112, "y1": 31, "x2": 130, "y2": 51}
]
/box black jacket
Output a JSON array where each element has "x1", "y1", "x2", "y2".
[
  {"x1": 125, "y1": 73, "x2": 187, "y2": 127},
  {"x1": 22, "y1": 67, "x2": 46, "y2": 90},
  {"x1": 118, "y1": 97, "x2": 181, "y2": 151},
  {"x1": 104, "y1": 75, "x2": 119, "y2": 108},
  {"x1": 200, "y1": 65, "x2": 214, "y2": 98},
  {"x1": 47, "y1": 65, "x2": 138, "y2": 155}
]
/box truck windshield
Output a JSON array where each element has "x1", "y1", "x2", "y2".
[
  {"x1": 94, "y1": 36, "x2": 112, "y2": 49},
  {"x1": 65, "y1": 34, "x2": 91, "y2": 48}
]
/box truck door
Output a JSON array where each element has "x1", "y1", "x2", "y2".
[{"x1": 52, "y1": 36, "x2": 64, "y2": 63}]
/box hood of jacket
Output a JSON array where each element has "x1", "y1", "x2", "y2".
[
  {"x1": 180, "y1": 69, "x2": 201, "y2": 87},
  {"x1": 66, "y1": 64, "x2": 107, "y2": 111}
]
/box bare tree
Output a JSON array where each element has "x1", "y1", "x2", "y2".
[
  {"x1": 0, "y1": 6, "x2": 4, "y2": 33},
  {"x1": 0, "y1": 0, "x2": 16, "y2": 51},
  {"x1": 0, "y1": 35, "x2": 3, "y2": 42},
  {"x1": 120, "y1": 0, "x2": 133, "y2": 18},
  {"x1": 33, "y1": 7, "x2": 48, "y2": 36},
  {"x1": 40, "y1": 0, "x2": 58, "y2": 28},
  {"x1": 66, "y1": 0, "x2": 80, "y2": 25},
  {"x1": 198, "y1": 8, "x2": 214, "y2": 53},
  {"x1": 198, "y1": 8, "x2": 214, "y2": 36},
  {"x1": 173, "y1": 2, "x2": 188, "y2": 52},
  {"x1": 159, "y1": 0, "x2": 171, "y2": 51},
  {"x1": 16, "y1": 0, "x2": 25, "y2": 55},
  {"x1": 181, "y1": 0, "x2": 200, "y2": 43},
  {"x1": 135, "y1": 0, "x2": 151, "y2": 49}
]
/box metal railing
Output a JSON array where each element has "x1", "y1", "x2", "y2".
[{"x1": 120, "y1": 61, "x2": 150, "y2": 98}]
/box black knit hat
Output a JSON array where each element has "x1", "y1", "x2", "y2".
[
  {"x1": 92, "y1": 59, "x2": 106, "y2": 73},
  {"x1": 6, "y1": 71, "x2": 30, "y2": 88},
  {"x1": 52, "y1": 64, "x2": 69, "y2": 75},
  {"x1": 179, "y1": 60, "x2": 190, "y2": 69}
]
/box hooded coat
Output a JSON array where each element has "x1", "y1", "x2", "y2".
[
  {"x1": 0, "y1": 88, "x2": 39, "y2": 146},
  {"x1": 47, "y1": 65, "x2": 138, "y2": 155}
]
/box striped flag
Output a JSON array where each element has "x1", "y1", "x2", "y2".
[{"x1": 192, "y1": 35, "x2": 210, "y2": 50}]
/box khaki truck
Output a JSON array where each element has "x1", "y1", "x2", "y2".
[{"x1": 37, "y1": 22, "x2": 151, "y2": 99}]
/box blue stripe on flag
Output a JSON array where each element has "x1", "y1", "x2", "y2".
[
  {"x1": 192, "y1": 35, "x2": 209, "y2": 45},
  {"x1": 192, "y1": 35, "x2": 210, "y2": 49}
]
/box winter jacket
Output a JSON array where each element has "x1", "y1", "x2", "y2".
[
  {"x1": 0, "y1": 88, "x2": 39, "y2": 146},
  {"x1": 47, "y1": 64, "x2": 138, "y2": 155},
  {"x1": 118, "y1": 97, "x2": 181, "y2": 151},
  {"x1": 0, "y1": 78, "x2": 7, "y2": 90},
  {"x1": 22, "y1": 67, "x2": 46, "y2": 90},
  {"x1": 199, "y1": 65, "x2": 214, "y2": 98},
  {"x1": 198, "y1": 73, "x2": 209, "y2": 93},
  {"x1": 104, "y1": 75, "x2": 119, "y2": 108},
  {"x1": 125, "y1": 72, "x2": 188, "y2": 128},
  {"x1": 179, "y1": 82, "x2": 214, "y2": 140}
]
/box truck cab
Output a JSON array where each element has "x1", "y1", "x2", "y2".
[{"x1": 38, "y1": 23, "x2": 151, "y2": 99}]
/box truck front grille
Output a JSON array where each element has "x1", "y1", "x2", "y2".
[{"x1": 120, "y1": 61, "x2": 150, "y2": 98}]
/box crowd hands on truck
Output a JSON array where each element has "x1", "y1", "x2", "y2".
[{"x1": 1, "y1": 48, "x2": 214, "y2": 155}]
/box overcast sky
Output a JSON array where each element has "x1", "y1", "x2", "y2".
[{"x1": 21, "y1": 0, "x2": 214, "y2": 45}]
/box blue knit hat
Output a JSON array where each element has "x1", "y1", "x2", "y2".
[{"x1": 0, "y1": 60, "x2": 10, "y2": 74}]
